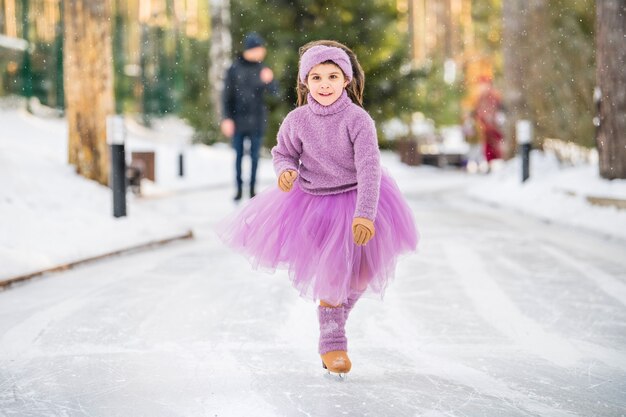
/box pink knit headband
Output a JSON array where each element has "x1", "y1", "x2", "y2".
[{"x1": 299, "y1": 45, "x2": 353, "y2": 83}]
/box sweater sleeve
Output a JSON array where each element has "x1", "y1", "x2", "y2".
[
  {"x1": 265, "y1": 71, "x2": 280, "y2": 97},
  {"x1": 352, "y1": 113, "x2": 381, "y2": 221},
  {"x1": 221, "y1": 66, "x2": 235, "y2": 120},
  {"x1": 271, "y1": 113, "x2": 301, "y2": 176}
]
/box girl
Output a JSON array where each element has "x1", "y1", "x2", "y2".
[{"x1": 217, "y1": 40, "x2": 418, "y2": 376}]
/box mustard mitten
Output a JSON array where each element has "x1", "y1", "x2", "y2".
[
  {"x1": 278, "y1": 170, "x2": 298, "y2": 192},
  {"x1": 352, "y1": 217, "x2": 375, "y2": 246}
]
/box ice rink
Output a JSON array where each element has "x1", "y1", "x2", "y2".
[{"x1": 1, "y1": 181, "x2": 625, "y2": 417}]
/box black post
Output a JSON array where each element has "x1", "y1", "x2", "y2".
[
  {"x1": 521, "y1": 143, "x2": 531, "y2": 182},
  {"x1": 516, "y1": 119, "x2": 533, "y2": 183},
  {"x1": 111, "y1": 144, "x2": 127, "y2": 217},
  {"x1": 20, "y1": 0, "x2": 33, "y2": 107},
  {"x1": 178, "y1": 152, "x2": 184, "y2": 177}
]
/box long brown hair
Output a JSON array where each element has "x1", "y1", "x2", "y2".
[{"x1": 296, "y1": 40, "x2": 365, "y2": 108}]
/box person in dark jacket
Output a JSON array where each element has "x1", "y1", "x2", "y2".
[{"x1": 221, "y1": 32, "x2": 278, "y2": 200}]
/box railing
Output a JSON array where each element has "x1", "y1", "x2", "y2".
[{"x1": 543, "y1": 138, "x2": 598, "y2": 166}]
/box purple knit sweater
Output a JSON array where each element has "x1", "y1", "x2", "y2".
[{"x1": 271, "y1": 91, "x2": 382, "y2": 221}]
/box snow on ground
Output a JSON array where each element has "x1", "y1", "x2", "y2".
[
  {"x1": 0, "y1": 106, "x2": 231, "y2": 280},
  {"x1": 1, "y1": 99, "x2": 625, "y2": 282},
  {"x1": 466, "y1": 152, "x2": 626, "y2": 241}
]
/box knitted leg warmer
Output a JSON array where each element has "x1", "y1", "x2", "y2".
[
  {"x1": 343, "y1": 291, "x2": 364, "y2": 321},
  {"x1": 318, "y1": 305, "x2": 347, "y2": 355}
]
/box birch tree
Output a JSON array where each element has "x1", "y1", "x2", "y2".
[{"x1": 208, "y1": 0, "x2": 231, "y2": 122}]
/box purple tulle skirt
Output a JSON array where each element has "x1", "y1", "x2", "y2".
[{"x1": 216, "y1": 172, "x2": 419, "y2": 305}]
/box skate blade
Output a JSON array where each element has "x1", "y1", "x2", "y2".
[
  {"x1": 324, "y1": 370, "x2": 348, "y2": 381},
  {"x1": 321, "y1": 361, "x2": 349, "y2": 380}
]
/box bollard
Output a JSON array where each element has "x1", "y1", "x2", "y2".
[
  {"x1": 111, "y1": 144, "x2": 126, "y2": 217},
  {"x1": 178, "y1": 152, "x2": 184, "y2": 177},
  {"x1": 107, "y1": 115, "x2": 127, "y2": 217},
  {"x1": 516, "y1": 120, "x2": 533, "y2": 182}
]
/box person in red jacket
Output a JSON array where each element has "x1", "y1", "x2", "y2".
[{"x1": 473, "y1": 76, "x2": 505, "y2": 164}]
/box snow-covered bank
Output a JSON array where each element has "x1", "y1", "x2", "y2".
[
  {"x1": 0, "y1": 108, "x2": 233, "y2": 281},
  {"x1": 466, "y1": 151, "x2": 626, "y2": 241}
]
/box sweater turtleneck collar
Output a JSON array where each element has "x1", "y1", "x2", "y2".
[{"x1": 307, "y1": 90, "x2": 352, "y2": 116}]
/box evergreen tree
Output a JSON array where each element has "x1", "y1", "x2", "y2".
[
  {"x1": 179, "y1": 37, "x2": 221, "y2": 144},
  {"x1": 531, "y1": 0, "x2": 595, "y2": 148},
  {"x1": 502, "y1": 0, "x2": 595, "y2": 150},
  {"x1": 229, "y1": 0, "x2": 419, "y2": 148}
]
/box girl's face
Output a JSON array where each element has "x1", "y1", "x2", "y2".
[{"x1": 305, "y1": 63, "x2": 349, "y2": 106}]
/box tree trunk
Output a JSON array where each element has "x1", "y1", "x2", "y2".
[
  {"x1": 596, "y1": 0, "x2": 626, "y2": 179},
  {"x1": 502, "y1": 0, "x2": 529, "y2": 157},
  {"x1": 64, "y1": 0, "x2": 115, "y2": 185},
  {"x1": 208, "y1": 0, "x2": 231, "y2": 122},
  {"x1": 526, "y1": 0, "x2": 551, "y2": 146}
]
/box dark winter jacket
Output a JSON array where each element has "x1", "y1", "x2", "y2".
[{"x1": 222, "y1": 56, "x2": 278, "y2": 136}]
